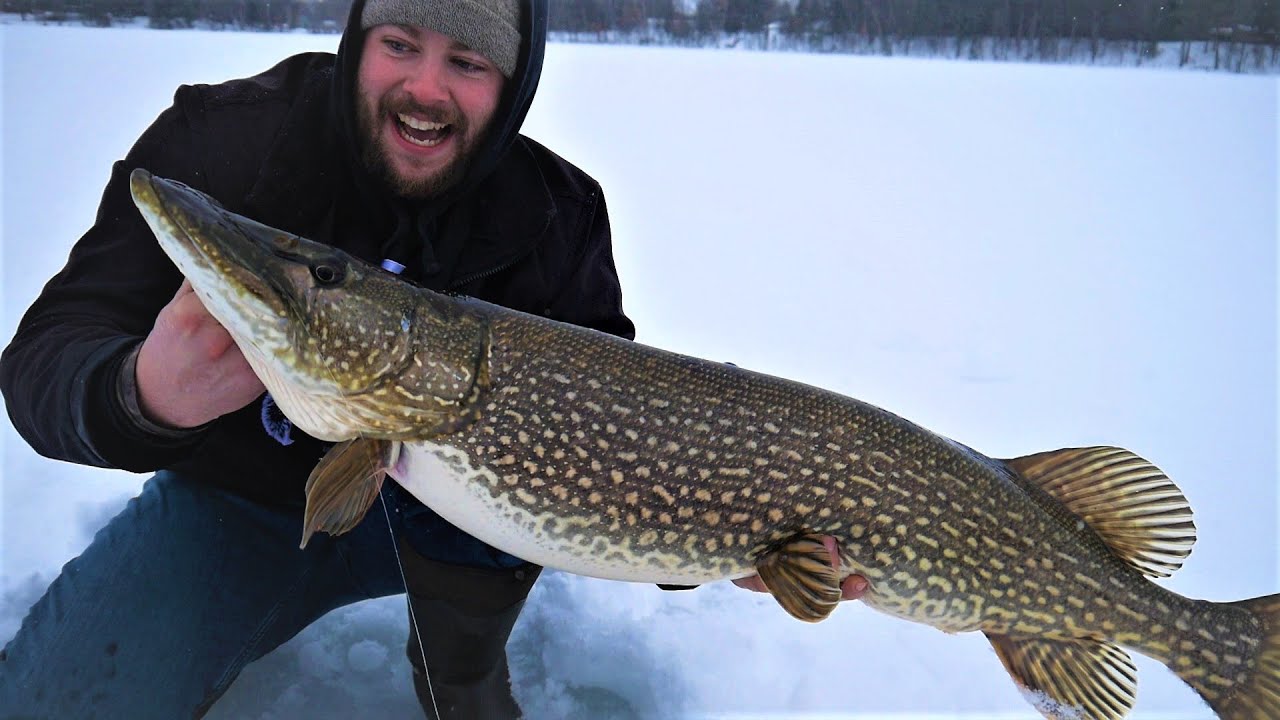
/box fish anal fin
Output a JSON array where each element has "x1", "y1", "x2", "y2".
[
  {"x1": 986, "y1": 633, "x2": 1137, "y2": 720},
  {"x1": 755, "y1": 532, "x2": 842, "y2": 623},
  {"x1": 300, "y1": 438, "x2": 400, "y2": 548},
  {"x1": 1005, "y1": 446, "x2": 1196, "y2": 578}
]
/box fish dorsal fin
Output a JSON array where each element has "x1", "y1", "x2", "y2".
[
  {"x1": 1005, "y1": 447, "x2": 1196, "y2": 578},
  {"x1": 986, "y1": 633, "x2": 1137, "y2": 720},
  {"x1": 300, "y1": 438, "x2": 400, "y2": 548},
  {"x1": 755, "y1": 532, "x2": 842, "y2": 623}
]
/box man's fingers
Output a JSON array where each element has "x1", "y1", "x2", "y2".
[
  {"x1": 822, "y1": 536, "x2": 840, "y2": 570},
  {"x1": 222, "y1": 343, "x2": 266, "y2": 393},
  {"x1": 172, "y1": 283, "x2": 210, "y2": 317},
  {"x1": 823, "y1": 535, "x2": 870, "y2": 599},
  {"x1": 841, "y1": 575, "x2": 869, "y2": 600},
  {"x1": 734, "y1": 533, "x2": 870, "y2": 601}
]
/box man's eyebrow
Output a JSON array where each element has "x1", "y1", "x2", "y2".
[
  {"x1": 445, "y1": 37, "x2": 482, "y2": 54},
  {"x1": 386, "y1": 24, "x2": 482, "y2": 55}
]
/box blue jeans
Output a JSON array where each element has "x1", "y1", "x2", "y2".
[{"x1": 0, "y1": 470, "x2": 523, "y2": 719}]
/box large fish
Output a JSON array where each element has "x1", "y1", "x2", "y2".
[{"x1": 129, "y1": 168, "x2": 1278, "y2": 719}]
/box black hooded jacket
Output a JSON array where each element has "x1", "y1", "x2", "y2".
[{"x1": 0, "y1": 0, "x2": 635, "y2": 506}]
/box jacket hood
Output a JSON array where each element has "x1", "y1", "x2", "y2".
[{"x1": 329, "y1": 0, "x2": 549, "y2": 276}]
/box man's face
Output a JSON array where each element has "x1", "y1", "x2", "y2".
[{"x1": 356, "y1": 24, "x2": 506, "y2": 199}]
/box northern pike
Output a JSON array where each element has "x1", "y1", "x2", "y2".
[{"x1": 129, "y1": 168, "x2": 1278, "y2": 719}]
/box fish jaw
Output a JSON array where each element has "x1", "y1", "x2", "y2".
[
  {"x1": 129, "y1": 169, "x2": 294, "y2": 369},
  {"x1": 129, "y1": 168, "x2": 370, "y2": 439}
]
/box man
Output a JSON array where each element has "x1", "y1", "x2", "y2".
[{"x1": 0, "y1": 1, "x2": 864, "y2": 717}]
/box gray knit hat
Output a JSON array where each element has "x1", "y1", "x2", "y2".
[{"x1": 362, "y1": 0, "x2": 521, "y2": 78}]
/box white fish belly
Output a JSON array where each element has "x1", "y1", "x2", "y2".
[{"x1": 390, "y1": 441, "x2": 729, "y2": 584}]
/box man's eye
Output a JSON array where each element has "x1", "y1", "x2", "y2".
[
  {"x1": 384, "y1": 38, "x2": 411, "y2": 53},
  {"x1": 452, "y1": 57, "x2": 485, "y2": 72}
]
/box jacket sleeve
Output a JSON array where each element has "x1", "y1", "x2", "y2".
[
  {"x1": 545, "y1": 185, "x2": 637, "y2": 342},
  {"x1": 0, "y1": 88, "x2": 217, "y2": 471}
]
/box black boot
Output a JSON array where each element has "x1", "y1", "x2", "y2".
[{"x1": 399, "y1": 538, "x2": 542, "y2": 720}]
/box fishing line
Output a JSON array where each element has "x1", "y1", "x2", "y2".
[{"x1": 379, "y1": 487, "x2": 440, "y2": 720}]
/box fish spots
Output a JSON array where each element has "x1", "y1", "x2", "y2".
[
  {"x1": 892, "y1": 571, "x2": 919, "y2": 590},
  {"x1": 652, "y1": 485, "x2": 676, "y2": 505},
  {"x1": 926, "y1": 576, "x2": 953, "y2": 593},
  {"x1": 867, "y1": 451, "x2": 894, "y2": 477},
  {"x1": 914, "y1": 534, "x2": 939, "y2": 550},
  {"x1": 1073, "y1": 573, "x2": 1102, "y2": 592}
]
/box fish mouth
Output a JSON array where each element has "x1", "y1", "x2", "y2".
[
  {"x1": 128, "y1": 168, "x2": 313, "y2": 383},
  {"x1": 129, "y1": 168, "x2": 297, "y2": 320}
]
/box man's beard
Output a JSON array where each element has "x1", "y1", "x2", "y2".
[{"x1": 356, "y1": 90, "x2": 485, "y2": 200}]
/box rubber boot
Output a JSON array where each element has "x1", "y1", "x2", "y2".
[{"x1": 400, "y1": 538, "x2": 542, "y2": 720}]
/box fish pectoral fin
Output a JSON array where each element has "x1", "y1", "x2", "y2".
[
  {"x1": 1004, "y1": 447, "x2": 1196, "y2": 578},
  {"x1": 985, "y1": 633, "x2": 1137, "y2": 720},
  {"x1": 300, "y1": 438, "x2": 400, "y2": 549},
  {"x1": 755, "y1": 532, "x2": 842, "y2": 623}
]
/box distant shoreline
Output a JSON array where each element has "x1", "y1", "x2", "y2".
[{"x1": 2, "y1": 11, "x2": 1276, "y2": 75}]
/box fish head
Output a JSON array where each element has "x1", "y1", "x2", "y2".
[{"x1": 129, "y1": 168, "x2": 489, "y2": 441}]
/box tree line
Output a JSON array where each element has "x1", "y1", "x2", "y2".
[
  {"x1": 4, "y1": 0, "x2": 1276, "y2": 70},
  {"x1": 553, "y1": 0, "x2": 1276, "y2": 43},
  {"x1": 1, "y1": 0, "x2": 352, "y2": 30}
]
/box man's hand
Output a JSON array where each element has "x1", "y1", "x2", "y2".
[
  {"x1": 135, "y1": 280, "x2": 265, "y2": 429},
  {"x1": 732, "y1": 535, "x2": 869, "y2": 601}
]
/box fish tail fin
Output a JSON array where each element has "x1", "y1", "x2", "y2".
[{"x1": 1175, "y1": 593, "x2": 1280, "y2": 720}]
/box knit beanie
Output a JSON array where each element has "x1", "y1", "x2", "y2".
[{"x1": 361, "y1": 0, "x2": 521, "y2": 78}]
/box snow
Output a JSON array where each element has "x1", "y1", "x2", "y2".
[
  {"x1": 347, "y1": 640, "x2": 391, "y2": 673},
  {"x1": 2, "y1": 22, "x2": 1277, "y2": 719},
  {"x1": 1019, "y1": 688, "x2": 1087, "y2": 720}
]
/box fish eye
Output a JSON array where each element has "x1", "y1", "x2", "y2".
[{"x1": 311, "y1": 263, "x2": 343, "y2": 285}]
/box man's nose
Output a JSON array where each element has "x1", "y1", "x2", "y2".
[{"x1": 402, "y1": 60, "x2": 450, "y2": 105}]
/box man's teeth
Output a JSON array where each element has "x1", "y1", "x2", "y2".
[
  {"x1": 398, "y1": 114, "x2": 447, "y2": 131},
  {"x1": 396, "y1": 113, "x2": 448, "y2": 147}
]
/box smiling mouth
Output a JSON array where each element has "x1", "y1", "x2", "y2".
[{"x1": 396, "y1": 113, "x2": 452, "y2": 147}]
